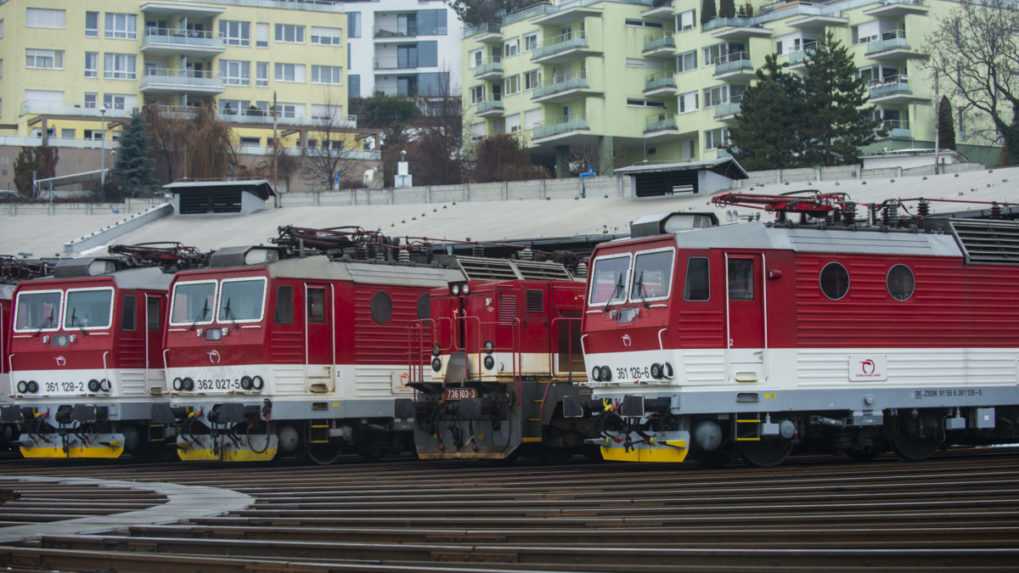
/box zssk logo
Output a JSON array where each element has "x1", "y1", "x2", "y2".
[
  {"x1": 207, "y1": 350, "x2": 221, "y2": 365},
  {"x1": 858, "y1": 358, "x2": 878, "y2": 377},
  {"x1": 55, "y1": 355, "x2": 67, "y2": 367}
]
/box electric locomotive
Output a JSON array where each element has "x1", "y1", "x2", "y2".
[
  {"x1": 163, "y1": 226, "x2": 462, "y2": 463},
  {"x1": 585, "y1": 194, "x2": 1019, "y2": 466},
  {"x1": 1, "y1": 243, "x2": 205, "y2": 459},
  {"x1": 410, "y1": 256, "x2": 597, "y2": 460}
]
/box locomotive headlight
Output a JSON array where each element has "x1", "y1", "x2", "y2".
[
  {"x1": 431, "y1": 357, "x2": 442, "y2": 372},
  {"x1": 432, "y1": 344, "x2": 441, "y2": 357},
  {"x1": 591, "y1": 367, "x2": 602, "y2": 382},
  {"x1": 450, "y1": 284, "x2": 461, "y2": 296},
  {"x1": 16, "y1": 381, "x2": 28, "y2": 394},
  {"x1": 182, "y1": 378, "x2": 194, "y2": 391},
  {"x1": 483, "y1": 355, "x2": 495, "y2": 370},
  {"x1": 599, "y1": 366, "x2": 612, "y2": 382},
  {"x1": 240, "y1": 376, "x2": 253, "y2": 390},
  {"x1": 483, "y1": 340, "x2": 494, "y2": 353},
  {"x1": 205, "y1": 328, "x2": 223, "y2": 341},
  {"x1": 251, "y1": 376, "x2": 264, "y2": 391},
  {"x1": 88, "y1": 379, "x2": 101, "y2": 392},
  {"x1": 27, "y1": 381, "x2": 39, "y2": 393},
  {"x1": 54, "y1": 335, "x2": 70, "y2": 347},
  {"x1": 99, "y1": 379, "x2": 111, "y2": 392},
  {"x1": 172, "y1": 378, "x2": 183, "y2": 391},
  {"x1": 461, "y1": 283, "x2": 470, "y2": 295}
]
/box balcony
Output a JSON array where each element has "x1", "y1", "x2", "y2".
[
  {"x1": 21, "y1": 101, "x2": 135, "y2": 120},
  {"x1": 532, "y1": 118, "x2": 590, "y2": 143},
  {"x1": 864, "y1": 31, "x2": 925, "y2": 61},
  {"x1": 878, "y1": 118, "x2": 912, "y2": 139},
  {"x1": 713, "y1": 52, "x2": 754, "y2": 80},
  {"x1": 476, "y1": 100, "x2": 505, "y2": 118},
  {"x1": 532, "y1": 77, "x2": 599, "y2": 103},
  {"x1": 641, "y1": 3, "x2": 674, "y2": 22},
  {"x1": 140, "y1": 69, "x2": 223, "y2": 94},
  {"x1": 374, "y1": 61, "x2": 426, "y2": 71},
  {"x1": 643, "y1": 76, "x2": 678, "y2": 97},
  {"x1": 141, "y1": 2, "x2": 222, "y2": 17},
  {"x1": 781, "y1": 49, "x2": 812, "y2": 68},
  {"x1": 868, "y1": 78, "x2": 919, "y2": 103},
  {"x1": 864, "y1": 0, "x2": 928, "y2": 17},
  {"x1": 465, "y1": 22, "x2": 503, "y2": 44},
  {"x1": 644, "y1": 115, "x2": 679, "y2": 138},
  {"x1": 713, "y1": 101, "x2": 742, "y2": 121},
  {"x1": 532, "y1": 34, "x2": 598, "y2": 63},
  {"x1": 703, "y1": 17, "x2": 772, "y2": 40},
  {"x1": 141, "y1": 28, "x2": 224, "y2": 55},
  {"x1": 473, "y1": 62, "x2": 504, "y2": 80},
  {"x1": 642, "y1": 35, "x2": 675, "y2": 58},
  {"x1": 219, "y1": 109, "x2": 357, "y2": 129},
  {"x1": 533, "y1": 0, "x2": 603, "y2": 26}
]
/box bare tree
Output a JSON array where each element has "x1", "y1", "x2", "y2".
[
  {"x1": 301, "y1": 101, "x2": 361, "y2": 191},
  {"x1": 926, "y1": 0, "x2": 1019, "y2": 165},
  {"x1": 143, "y1": 103, "x2": 238, "y2": 182},
  {"x1": 405, "y1": 73, "x2": 465, "y2": 186}
]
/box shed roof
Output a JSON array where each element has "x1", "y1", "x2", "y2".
[{"x1": 163, "y1": 180, "x2": 276, "y2": 200}]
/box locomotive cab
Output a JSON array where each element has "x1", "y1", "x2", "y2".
[
  {"x1": 411, "y1": 257, "x2": 596, "y2": 461},
  {"x1": 4, "y1": 260, "x2": 170, "y2": 459}
]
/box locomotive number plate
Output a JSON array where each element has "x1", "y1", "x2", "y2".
[{"x1": 443, "y1": 387, "x2": 477, "y2": 401}]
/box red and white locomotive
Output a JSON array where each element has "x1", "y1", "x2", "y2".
[
  {"x1": 1, "y1": 244, "x2": 203, "y2": 459},
  {"x1": 584, "y1": 194, "x2": 1019, "y2": 466},
  {"x1": 163, "y1": 227, "x2": 462, "y2": 462},
  {"x1": 410, "y1": 256, "x2": 595, "y2": 460}
]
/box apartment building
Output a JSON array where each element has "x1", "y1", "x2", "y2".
[
  {"x1": 462, "y1": 0, "x2": 996, "y2": 175},
  {"x1": 0, "y1": 0, "x2": 350, "y2": 154},
  {"x1": 345, "y1": 0, "x2": 462, "y2": 100}
]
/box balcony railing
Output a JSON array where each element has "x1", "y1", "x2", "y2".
[
  {"x1": 142, "y1": 27, "x2": 224, "y2": 51},
  {"x1": 464, "y1": 22, "x2": 502, "y2": 38},
  {"x1": 713, "y1": 101, "x2": 742, "y2": 118},
  {"x1": 869, "y1": 77, "x2": 912, "y2": 99},
  {"x1": 782, "y1": 48, "x2": 814, "y2": 65},
  {"x1": 644, "y1": 115, "x2": 677, "y2": 133},
  {"x1": 865, "y1": 30, "x2": 910, "y2": 54},
  {"x1": 21, "y1": 102, "x2": 135, "y2": 119},
  {"x1": 703, "y1": 17, "x2": 756, "y2": 32},
  {"x1": 532, "y1": 34, "x2": 589, "y2": 60},
  {"x1": 141, "y1": 68, "x2": 223, "y2": 91},
  {"x1": 642, "y1": 35, "x2": 675, "y2": 52},
  {"x1": 473, "y1": 62, "x2": 504, "y2": 78},
  {"x1": 532, "y1": 118, "x2": 590, "y2": 140},
  {"x1": 533, "y1": 77, "x2": 590, "y2": 99},
  {"x1": 476, "y1": 100, "x2": 505, "y2": 115},
  {"x1": 644, "y1": 76, "x2": 677, "y2": 91},
  {"x1": 879, "y1": 118, "x2": 911, "y2": 138},
  {"x1": 714, "y1": 52, "x2": 753, "y2": 76}
]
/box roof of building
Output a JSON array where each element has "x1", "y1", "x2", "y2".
[
  {"x1": 163, "y1": 180, "x2": 276, "y2": 200},
  {"x1": 615, "y1": 158, "x2": 749, "y2": 180}
]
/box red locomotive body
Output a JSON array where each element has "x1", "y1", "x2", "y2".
[
  {"x1": 585, "y1": 210, "x2": 1019, "y2": 465},
  {"x1": 1, "y1": 285, "x2": 12, "y2": 446},
  {"x1": 3, "y1": 258, "x2": 171, "y2": 459},
  {"x1": 412, "y1": 257, "x2": 595, "y2": 460},
  {"x1": 164, "y1": 243, "x2": 461, "y2": 462}
]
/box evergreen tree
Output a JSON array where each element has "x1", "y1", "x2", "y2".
[
  {"x1": 113, "y1": 112, "x2": 157, "y2": 195},
  {"x1": 937, "y1": 95, "x2": 956, "y2": 150},
  {"x1": 728, "y1": 55, "x2": 806, "y2": 170},
  {"x1": 719, "y1": 0, "x2": 736, "y2": 19},
  {"x1": 800, "y1": 32, "x2": 879, "y2": 165},
  {"x1": 701, "y1": 0, "x2": 717, "y2": 24}
]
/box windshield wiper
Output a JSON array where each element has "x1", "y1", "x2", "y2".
[
  {"x1": 603, "y1": 274, "x2": 628, "y2": 312},
  {"x1": 190, "y1": 299, "x2": 210, "y2": 331},
  {"x1": 222, "y1": 298, "x2": 238, "y2": 326},
  {"x1": 67, "y1": 308, "x2": 89, "y2": 336},
  {"x1": 633, "y1": 271, "x2": 652, "y2": 309},
  {"x1": 34, "y1": 310, "x2": 55, "y2": 337}
]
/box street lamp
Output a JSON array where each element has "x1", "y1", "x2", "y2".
[{"x1": 99, "y1": 107, "x2": 108, "y2": 188}]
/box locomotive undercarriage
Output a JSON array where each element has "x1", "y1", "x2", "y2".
[
  {"x1": 598, "y1": 396, "x2": 1019, "y2": 466},
  {"x1": 0, "y1": 402, "x2": 174, "y2": 459},
  {"x1": 413, "y1": 379, "x2": 598, "y2": 461}
]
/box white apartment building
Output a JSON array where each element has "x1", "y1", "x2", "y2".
[{"x1": 345, "y1": 0, "x2": 462, "y2": 99}]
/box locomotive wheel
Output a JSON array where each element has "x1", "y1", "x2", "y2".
[
  {"x1": 887, "y1": 412, "x2": 943, "y2": 462},
  {"x1": 307, "y1": 442, "x2": 343, "y2": 465},
  {"x1": 737, "y1": 438, "x2": 792, "y2": 468}
]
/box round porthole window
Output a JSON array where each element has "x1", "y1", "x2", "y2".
[
  {"x1": 886, "y1": 264, "x2": 915, "y2": 301},
  {"x1": 819, "y1": 262, "x2": 850, "y2": 301},
  {"x1": 371, "y1": 292, "x2": 393, "y2": 324}
]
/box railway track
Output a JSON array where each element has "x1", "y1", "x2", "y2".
[{"x1": 1, "y1": 452, "x2": 1018, "y2": 571}]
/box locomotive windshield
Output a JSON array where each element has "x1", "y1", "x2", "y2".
[
  {"x1": 589, "y1": 255, "x2": 631, "y2": 306},
  {"x1": 217, "y1": 278, "x2": 266, "y2": 322},
  {"x1": 630, "y1": 250, "x2": 674, "y2": 300},
  {"x1": 171, "y1": 281, "x2": 215, "y2": 325},
  {"x1": 14, "y1": 291, "x2": 62, "y2": 332},
  {"x1": 64, "y1": 288, "x2": 114, "y2": 329}
]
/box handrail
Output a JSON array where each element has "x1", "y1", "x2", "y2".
[
  {"x1": 162, "y1": 348, "x2": 170, "y2": 370},
  {"x1": 145, "y1": 27, "x2": 215, "y2": 39},
  {"x1": 102, "y1": 351, "x2": 110, "y2": 370},
  {"x1": 8, "y1": 353, "x2": 14, "y2": 373},
  {"x1": 145, "y1": 67, "x2": 216, "y2": 79},
  {"x1": 657, "y1": 328, "x2": 668, "y2": 351}
]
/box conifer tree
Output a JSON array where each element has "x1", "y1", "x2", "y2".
[
  {"x1": 113, "y1": 112, "x2": 157, "y2": 195},
  {"x1": 728, "y1": 55, "x2": 806, "y2": 170},
  {"x1": 937, "y1": 96, "x2": 956, "y2": 151},
  {"x1": 720, "y1": 0, "x2": 736, "y2": 19},
  {"x1": 701, "y1": 0, "x2": 717, "y2": 24},
  {"x1": 800, "y1": 32, "x2": 878, "y2": 165}
]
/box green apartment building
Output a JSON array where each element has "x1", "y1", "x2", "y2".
[{"x1": 461, "y1": 0, "x2": 995, "y2": 175}]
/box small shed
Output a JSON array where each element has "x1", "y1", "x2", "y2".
[
  {"x1": 616, "y1": 158, "x2": 748, "y2": 198},
  {"x1": 164, "y1": 180, "x2": 276, "y2": 215}
]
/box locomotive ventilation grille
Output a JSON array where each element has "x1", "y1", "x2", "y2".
[
  {"x1": 455, "y1": 256, "x2": 573, "y2": 281},
  {"x1": 949, "y1": 219, "x2": 1019, "y2": 265}
]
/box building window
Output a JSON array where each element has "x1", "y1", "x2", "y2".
[
  {"x1": 104, "y1": 13, "x2": 137, "y2": 39},
  {"x1": 677, "y1": 50, "x2": 697, "y2": 73},
  {"x1": 311, "y1": 104, "x2": 342, "y2": 121},
  {"x1": 26, "y1": 8, "x2": 65, "y2": 29},
  {"x1": 104, "y1": 53, "x2": 136, "y2": 80},
  {"x1": 274, "y1": 24, "x2": 304, "y2": 43},
  {"x1": 103, "y1": 94, "x2": 131, "y2": 111},
  {"x1": 84, "y1": 52, "x2": 98, "y2": 78},
  {"x1": 311, "y1": 26, "x2": 341, "y2": 45},
  {"x1": 219, "y1": 99, "x2": 247, "y2": 116},
  {"x1": 256, "y1": 62, "x2": 269, "y2": 86},
  {"x1": 503, "y1": 38, "x2": 519, "y2": 58},
  {"x1": 84, "y1": 129, "x2": 105, "y2": 141},
  {"x1": 524, "y1": 69, "x2": 540, "y2": 90},
  {"x1": 470, "y1": 49, "x2": 483, "y2": 68},
  {"x1": 240, "y1": 136, "x2": 261, "y2": 147},
  {"x1": 255, "y1": 22, "x2": 269, "y2": 47},
  {"x1": 276, "y1": 103, "x2": 300, "y2": 118},
  {"x1": 311, "y1": 65, "x2": 342, "y2": 84},
  {"x1": 25, "y1": 49, "x2": 63, "y2": 70},
  {"x1": 705, "y1": 127, "x2": 729, "y2": 149},
  {"x1": 219, "y1": 20, "x2": 250, "y2": 46},
  {"x1": 703, "y1": 44, "x2": 723, "y2": 66},
  {"x1": 220, "y1": 60, "x2": 250, "y2": 85},
  {"x1": 703, "y1": 85, "x2": 726, "y2": 107},
  {"x1": 84, "y1": 93, "x2": 97, "y2": 109},
  {"x1": 61, "y1": 128, "x2": 75, "y2": 139},
  {"x1": 0, "y1": 18, "x2": 4, "y2": 39},
  {"x1": 820, "y1": 262, "x2": 850, "y2": 301},
  {"x1": 347, "y1": 12, "x2": 361, "y2": 38},
  {"x1": 349, "y1": 74, "x2": 361, "y2": 98},
  {"x1": 676, "y1": 10, "x2": 696, "y2": 32},
  {"x1": 85, "y1": 11, "x2": 99, "y2": 37},
  {"x1": 470, "y1": 85, "x2": 484, "y2": 104},
  {"x1": 678, "y1": 90, "x2": 698, "y2": 113},
  {"x1": 524, "y1": 33, "x2": 538, "y2": 51},
  {"x1": 503, "y1": 74, "x2": 520, "y2": 96},
  {"x1": 274, "y1": 63, "x2": 305, "y2": 82}
]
